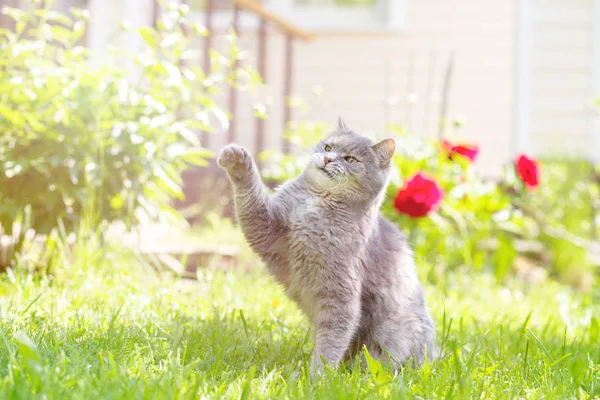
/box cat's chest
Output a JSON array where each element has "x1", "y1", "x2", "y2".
[
  {"x1": 285, "y1": 199, "x2": 363, "y2": 320},
  {"x1": 291, "y1": 199, "x2": 323, "y2": 226},
  {"x1": 290, "y1": 200, "x2": 344, "y2": 240},
  {"x1": 287, "y1": 198, "x2": 360, "y2": 261}
]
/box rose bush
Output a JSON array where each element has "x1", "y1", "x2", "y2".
[{"x1": 386, "y1": 131, "x2": 599, "y2": 286}]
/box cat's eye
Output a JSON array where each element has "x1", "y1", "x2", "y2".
[
  {"x1": 324, "y1": 144, "x2": 332, "y2": 152},
  {"x1": 345, "y1": 156, "x2": 358, "y2": 163}
]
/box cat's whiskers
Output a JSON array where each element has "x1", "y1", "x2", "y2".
[{"x1": 327, "y1": 172, "x2": 348, "y2": 191}]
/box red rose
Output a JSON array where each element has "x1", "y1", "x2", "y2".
[
  {"x1": 450, "y1": 144, "x2": 479, "y2": 162},
  {"x1": 440, "y1": 139, "x2": 479, "y2": 162},
  {"x1": 515, "y1": 154, "x2": 540, "y2": 190},
  {"x1": 440, "y1": 139, "x2": 453, "y2": 152},
  {"x1": 394, "y1": 172, "x2": 444, "y2": 218}
]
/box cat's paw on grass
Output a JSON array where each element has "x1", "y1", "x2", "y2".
[{"x1": 218, "y1": 144, "x2": 253, "y2": 181}]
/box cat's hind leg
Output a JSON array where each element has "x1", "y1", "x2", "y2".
[{"x1": 371, "y1": 314, "x2": 438, "y2": 369}]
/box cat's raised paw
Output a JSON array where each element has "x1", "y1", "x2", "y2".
[{"x1": 218, "y1": 144, "x2": 253, "y2": 179}]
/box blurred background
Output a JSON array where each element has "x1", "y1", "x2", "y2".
[
  {"x1": 1, "y1": 0, "x2": 599, "y2": 286},
  {"x1": 4, "y1": 0, "x2": 599, "y2": 176}
]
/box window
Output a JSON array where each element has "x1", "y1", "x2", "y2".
[
  {"x1": 188, "y1": 0, "x2": 374, "y2": 9},
  {"x1": 189, "y1": 0, "x2": 252, "y2": 11},
  {"x1": 187, "y1": 0, "x2": 405, "y2": 32},
  {"x1": 295, "y1": 0, "x2": 375, "y2": 6},
  {"x1": 265, "y1": 0, "x2": 405, "y2": 31}
]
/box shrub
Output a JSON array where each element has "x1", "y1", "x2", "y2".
[
  {"x1": 0, "y1": 3, "x2": 243, "y2": 231},
  {"x1": 0, "y1": 2, "x2": 253, "y2": 268}
]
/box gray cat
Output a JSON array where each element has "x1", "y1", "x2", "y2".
[{"x1": 218, "y1": 117, "x2": 438, "y2": 376}]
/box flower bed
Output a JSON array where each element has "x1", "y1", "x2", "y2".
[{"x1": 263, "y1": 122, "x2": 599, "y2": 287}]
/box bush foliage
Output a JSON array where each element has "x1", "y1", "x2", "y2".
[{"x1": 0, "y1": 2, "x2": 249, "y2": 237}]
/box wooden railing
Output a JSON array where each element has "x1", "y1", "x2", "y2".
[
  {"x1": 232, "y1": 0, "x2": 313, "y2": 41},
  {"x1": 230, "y1": 0, "x2": 313, "y2": 161},
  {"x1": 153, "y1": 0, "x2": 314, "y2": 161}
]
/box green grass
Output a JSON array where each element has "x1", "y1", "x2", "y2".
[{"x1": 0, "y1": 239, "x2": 599, "y2": 399}]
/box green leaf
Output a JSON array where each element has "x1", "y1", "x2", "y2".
[
  {"x1": 253, "y1": 103, "x2": 268, "y2": 119},
  {"x1": 35, "y1": 10, "x2": 73, "y2": 26},
  {"x1": 1, "y1": 6, "x2": 27, "y2": 23},
  {"x1": 239, "y1": 365, "x2": 256, "y2": 400},
  {"x1": 158, "y1": 203, "x2": 186, "y2": 226},
  {"x1": 210, "y1": 107, "x2": 230, "y2": 130},
  {"x1": 494, "y1": 234, "x2": 517, "y2": 281},
  {"x1": 590, "y1": 316, "x2": 599, "y2": 345},
  {"x1": 176, "y1": 126, "x2": 201, "y2": 146},
  {"x1": 167, "y1": 145, "x2": 212, "y2": 158},
  {"x1": 69, "y1": 7, "x2": 90, "y2": 21},
  {"x1": 180, "y1": 153, "x2": 211, "y2": 167},
  {"x1": 138, "y1": 26, "x2": 157, "y2": 47},
  {"x1": 191, "y1": 22, "x2": 209, "y2": 36},
  {"x1": 23, "y1": 112, "x2": 44, "y2": 132},
  {"x1": 363, "y1": 346, "x2": 391, "y2": 397},
  {"x1": 160, "y1": 32, "x2": 181, "y2": 48},
  {"x1": 162, "y1": 61, "x2": 182, "y2": 86},
  {"x1": 14, "y1": 330, "x2": 42, "y2": 372},
  {"x1": 153, "y1": 166, "x2": 184, "y2": 199}
]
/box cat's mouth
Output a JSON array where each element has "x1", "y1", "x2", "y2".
[{"x1": 320, "y1": 167, "x2": 335, "y2": 179}]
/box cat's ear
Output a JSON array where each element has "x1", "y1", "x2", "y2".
[
  {"x1": 372, "y1": 138, "x2": 395, "y2": 165},
  {"x1": 336, "y1": 115, "x2": 349, "y2": 133}
]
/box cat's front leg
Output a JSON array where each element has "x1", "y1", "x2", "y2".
[
  {"x1": 310, "y1": 284, "x2": 361, "y2": 377},
  {"x1": 218, "y1": 144, "x2": 289, "y2": 281},
  {"x1": 218, "y1": 144, "x2": 257, "y2": 184}
]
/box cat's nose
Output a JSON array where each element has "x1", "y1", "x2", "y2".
[{"x1": 324, "y1": 156, "x2": 334, "y2": 165}]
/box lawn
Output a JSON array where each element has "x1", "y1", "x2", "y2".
[{"x1": 0, "y1": 238, "x2": 599, "y2": 400}]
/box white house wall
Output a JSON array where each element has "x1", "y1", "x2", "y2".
[{"x1": 530, "y1": 0, "x2": 596, "y2": 158}]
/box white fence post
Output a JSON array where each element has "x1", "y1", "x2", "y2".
[
  {"x1": 592, "y1": 0, "x2": 600, "y2": 163},
  {"x1": 515, "y1": 0, "x2": 532, "y2": 156}
]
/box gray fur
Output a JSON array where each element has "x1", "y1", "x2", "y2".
[{"x1": 217, "y1": 117, "x2": 438, "y2": 376}]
